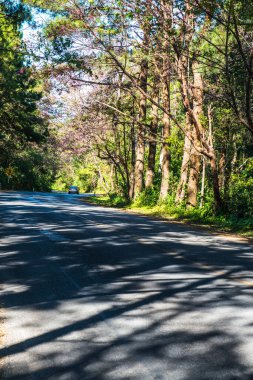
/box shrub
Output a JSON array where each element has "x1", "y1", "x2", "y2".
[
  {"x1": 108, "y1": 193, "x2": 129, "y2": 207},
  {"x1": 133, "y1": 188, "x2": 159, "y2": 207},
  {"x1": 228, "y1": 176, "x2": 253, "y2": 218}
]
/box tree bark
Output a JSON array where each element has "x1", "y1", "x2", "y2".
[
  {"x1": 186, "y1": 61, "x2": 203, "y2": 207},
  {"x1": 134, "y1": 31, "x2": 149, "y2": 198},
  {"x1": 145, "y1": 89, "x2": 159, "y2": 188},
  {"x1": 175, "y1": 115, "x2": 191, "y2": 204},
  {"x1": 186, "y1": 142, "x2": 201, "y2": 208},
  {"x1": 110, "y1": 164, "x2": 116, "y2": 193},
  {"x1": 129, "y1": 118, "x2": 136, "y2": 200},
  {"x1": 159, "y1": 96, "x2": 171, "y2": 200},
  {"x1": 159, "y1": 0, "x2": 172, "y2": 201},
  {"x1": 200, "y1": 157, "x2": 206, "y2": 208},
  {"x1": 218, "y1": 152, "x2": 226, "y2": 190},
  {"x1": 210, "y1": 152, "x2": 224, "y2": 212}
]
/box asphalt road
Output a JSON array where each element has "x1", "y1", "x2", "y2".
[{"x1": 0, "y1": 191, "x2": 253, "y2": 380}]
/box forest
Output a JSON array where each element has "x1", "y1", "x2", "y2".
[{"x1": 1, "y1": 0, "x2": 253, "y2": 231}]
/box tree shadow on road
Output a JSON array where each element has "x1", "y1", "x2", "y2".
[{"x1": 0, "y1": 192, "x2": 253, "y2": 379}]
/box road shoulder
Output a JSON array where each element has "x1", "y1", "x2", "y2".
[{"x1": 80, "y1": 196, "x2": 253, "y2": 245}]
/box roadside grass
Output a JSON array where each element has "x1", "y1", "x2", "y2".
[{"x1": 83, "y1": 195, "x2": 253, "y2": 239}]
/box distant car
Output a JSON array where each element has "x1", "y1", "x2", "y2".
[{"x1": 68, "y1": 186, "x2": 79, "y2": 194}]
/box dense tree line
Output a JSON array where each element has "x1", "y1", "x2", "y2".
[
  {"x1": 5, "y1": 0, "x2": 253, "y2": 219},
  {"x1": 0, "y1": 1, "x2": 56, "y2": 190}
]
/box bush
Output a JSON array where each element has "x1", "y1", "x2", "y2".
[
  {"x1": 133, "y1": 188, "x2": 159, "y2": 207},
  {"x1": 108, "y1": 193, "x2": 128, "y2": 207},
  {"x1": 228, "y1": 176, "x2": 253, "y2": 218}
]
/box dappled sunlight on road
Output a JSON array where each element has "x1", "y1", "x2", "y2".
[{"x1": 0, "y1": 192, "x2": 253, "y2": 379}]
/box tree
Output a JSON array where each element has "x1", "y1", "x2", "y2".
[
  {"x1": 0, "y1": 1, "x2": 50, "y2": 190},
  {"x1": 22, "y1": 0, "x2": 253, "y2": 217}
]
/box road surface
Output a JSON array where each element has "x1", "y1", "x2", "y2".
[{"x1": 0, "y1": 191, "x2": 253, "y2": 380}]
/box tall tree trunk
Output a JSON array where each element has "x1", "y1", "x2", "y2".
[
  {"x1": 134, "y1": 114, "x2": 145, "y2": 197},
  {"x1": 208, "y1": 104, "x2": 223, "y2": 210},
  {"x1": 145, "y1": 88, "x2": 159, "y2": 188},
  {"x1": 129, "y1": 119, "x2": 136, "y2": 200},
  {"x1": 174, "y1": 1, "x2": 223, "y2": 212},
  {"x1": 159, "y1": 93, "x2": 171, "y2": 200},
  {"x1": 186, "y1": 61, "x2": 203, "y2": 208},
  {"x1": 134, "y1": 32, "x2": 149, "y2": 198},
  {"x1": 186, "y1": 140, "x2": 201, "y2": 208},
  {"x1": 231, "y1": 139, "x2": 237, "y2": 175},
  {"x1": 159, "y1": 0, "x2": 172, "y2": 201},
  {"x1": 210, "y1": 152, "x2": 224, "y2": 212},
  {"x1": 200, "y1": 156, "x2": 206, "y2": 208},
  {"x1": 110, "y1": 164, "x2": 116, "y2": 193},
  {"x1": 175, "y1": 114, "x2": 191, "y2": 203},
  {"x1": 218, "y1": 152, "x2": 226, "y2": 190}
]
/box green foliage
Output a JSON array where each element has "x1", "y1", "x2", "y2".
[
  {"x1": 0, "y1": 2, "x2": 53, "y2": 191},
  {"x1": 0, "y1": 2, "x2": 45, "y2": 143},
  {"x1": 24, "y1": 0, "x2": 66, "y2": 13},
  {"x1": 86, "y1": 194, "x2": 128, "y2": 207},
  {"x1": 228, "y1": 160, "x2": 253, "y2": 218},
  {"x1": 0, "y1": 144, "x2": 56, "y2": 191},
  {"x1": 133, "y1": 188, "x2": 159, "y2": 207},
  {"x1": 17, "y1": 0, "x2": 253, "y2": 239},
  {"x1": 53, "y1": 162, "x2": 99, "y2": 193},
  {"x1": 108, "y1": 193, "x2": 128, "y2": 207}
]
